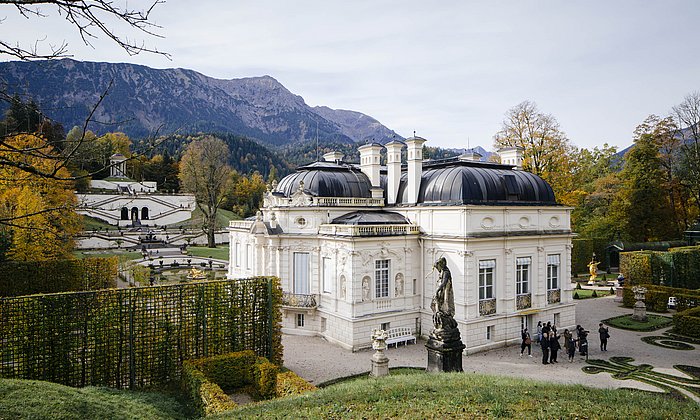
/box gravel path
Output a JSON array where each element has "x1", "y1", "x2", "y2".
[{"x1": 282, "y1": 295, "x2": 700, "y2": 395}]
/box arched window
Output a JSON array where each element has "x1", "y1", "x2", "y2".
[
  {"x1": 141, "y1": 207, "x2": 149, "y2": 220},
  {"x1": 131, "y1": 207, "x2": 139, "y2": 221},
  {"x1": 121, "y1": 207, "x2": 129, "y2": 220}
]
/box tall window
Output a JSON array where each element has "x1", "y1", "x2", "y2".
[
  {"x1": 322, "y1": 257, "x2": 332, "y2": 293},
  {"x1": 235, "y1": 243, "x2": 241, "y2": 267},
  {"x1": 516, "y1": 257, "x2": 531, "y2": 295},
  {"x1": 547, "y1": 254, "x2": 560, "y2": 290},
  {"x1": 375, "y1": 259, "x2": 390, "y2": 298},
  {"x1": 479, "y1": 260, "x2": 495, "y2": 300},
  {"x1": 246, "y1": 244, "x2": 252, "y2": 270},
  {"x1": 293, "y1": 252, "x2": 310, "y2": 295}
]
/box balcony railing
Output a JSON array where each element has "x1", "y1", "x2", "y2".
[
  {"x1": 547, "y1": 289, "x2": 561, "y2": 304},
  {"x1": 282, "y1": 292, "x2": 318, "y2": 308},
  {"x1": 516, "y1": 293, "x2": 532, "y2": 310},
  {"x1": 479, "y1": 298, "x2": 496, "y2": 316},
  {"x1": 229, "y1": 220, "x2": 254, "y2": 230},
  {"x1": 318, "y1": 224, "x2": 421, "y2": 237}
]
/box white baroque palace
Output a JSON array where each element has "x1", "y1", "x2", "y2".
[{"x1": 228, "y1": 138, "x2": 575, "y2": 353}]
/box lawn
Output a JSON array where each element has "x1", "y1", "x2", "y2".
[
  {"x1": 172, "y1": 207, "x2": 241, "y2": 230},
  {"x1": 73, "y1": 249, "x2": 142, "y2": 261},
  {"x1": 603, "y1": 314, "x2": 674, "y2": 331},
  {"x1": 572, "y1": 288, "x2": 614, "y2": 299},
  {"x1": 187, "y1": 245, "x2": 230, "y2": 261}
]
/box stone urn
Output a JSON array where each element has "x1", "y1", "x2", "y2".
[{"x1": 370, "y1": 329, "x2": 389, "y2": 377}]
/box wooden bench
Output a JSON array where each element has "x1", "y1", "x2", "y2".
[{"x1": 385, "y1": 327, "x2": 416, "y2": 348}]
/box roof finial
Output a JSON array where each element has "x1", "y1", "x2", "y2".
[{"x1": 413, "y1": 130, "x2": 416, "y2": 138}]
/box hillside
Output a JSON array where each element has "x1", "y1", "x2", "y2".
[{"x1": 0, "y1": 59, "x2": 401, "y2": 146}]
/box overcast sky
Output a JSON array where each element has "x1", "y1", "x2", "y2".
[{"x1": 3, "y1": 1, "x2": 700, "y2": 151}]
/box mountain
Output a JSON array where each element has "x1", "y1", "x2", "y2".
[
  {"x1": 0, "y1": 59, "x2": 402, "y2": 146},
  {"x1": 312, "y1": 106, "x2": 403, "y2": 144},
  {"x1": 449, "y1": 146, "x2": 496, "y2": 161}
]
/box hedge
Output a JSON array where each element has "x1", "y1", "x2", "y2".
[
  {"x1": 620, "y1": 246, "x2": 700, "y2": 289},
  {"x1": 673, "y1": 307, "x2": 700, "y2": 338},
  {"x1": 276, "y1": 370, "x2": 317, "y2": 397},
  {"x1": 571, "y1": 237, "x2": 608, "y2": 275},
  {"x1": 622, "y1": 285, "x2": 700, "y2": 312},
  {"x1": 0, "y1": 277, "x2": 282, "y2": 388},
  {"x1": 0, "y1": 258, "x2": 118, "y2": 297},
  {"x1": 181, "y1": 350, "x2": 279, "y2": 417}
]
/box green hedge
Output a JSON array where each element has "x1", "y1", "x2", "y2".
[
  {"x1": 622, "y1": 285, "x2": 700, "y2": 312},
  {"x1": 0, "y1": 277, "x2": 282, "y2": 388},
  {"x1": 0, "y1": 258, "x2": 118, "y2": 297},
  {"x1": 571, "y1": 238, "x2": 608, "y2": 275},
  {"x1": 181, "y1": 350, "x2": 279, "y2": 417},
  {"x1": 276, "y1": 370, "x2": 317, "y2": 397},
  {"x1": 620, "y1": 246, "x2": 700, "y2": 289},
  {"x1": 673, "y1": 307, "x2": 700, "y2": 338}
]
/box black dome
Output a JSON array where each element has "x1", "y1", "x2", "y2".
[
  {"x1": 275, "y1": 161, "x2": 372, "y2": 198},
  {"x1": 395, "y1": 161, "x2": 557, "y2": 205}
]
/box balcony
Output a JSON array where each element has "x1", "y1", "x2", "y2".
[
  {"x1": 282, "y1": 292, "x2": 318, "y2": 308},
  {"x1": 229, "y1": 220, "x2": 254, "y2": 230},
  {"x1": 547, "y1": 289, "x2": 561, "y2": 304},
  {"x1": 318, "y1": 224, "x2": 421, "y2": 237},
  {"x1": 479, "y1": 298, "x2": 496, "y2": 316},
  {"x1": 516, "y1": 293, "x2": 532, "y2": 310}
]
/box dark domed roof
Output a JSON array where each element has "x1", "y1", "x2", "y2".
[
  {"x1": 275, "y1": 161, "x2": 372, "y2": 198},
  {"x1": 332, "y1": 211, "x2": 409, "y2": 225},
  {"x1": 395, "y1": 161, "x2": 556, "y2": 205}
]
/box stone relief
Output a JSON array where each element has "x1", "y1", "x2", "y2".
[
  {"x1": 340, "y1": 275, "x2": 346, "y2": 300},
  {"x1": 362, "y1": 276, "x2": 371, "y2": 301},
  {"x1": 394, "y1": 273, "x2": 404, "y2": 297}
]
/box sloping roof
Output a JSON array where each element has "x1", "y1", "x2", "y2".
[{"x1": 331, "y1": 211, "x2": 409, "y2": 225}]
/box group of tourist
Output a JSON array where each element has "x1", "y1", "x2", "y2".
[{"x1": 520, "y1": 321, "x2": 610, "y2": 364}]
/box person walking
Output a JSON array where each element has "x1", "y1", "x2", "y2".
[
  {"x1": 549, "y1": 331, "x2": 561, "y2": 363},
  {"x1": 567, "y1": 334, "x2": 577, "y2": 362},
  {"x1": 599, "y1": 323, "x2": 610, "y2": 351},
  {"x1": 563, "y1": 329, "x2": 572, "y2": 354},
  {"x1": 536, "y1": 321, "x2": 543, "y2": 344},
  {"x1": 541, "y1": 331, "x2": 550, "y2": 365},
  {"x1": 520, "y1": 328, "x2": 532, "y2": 357}
]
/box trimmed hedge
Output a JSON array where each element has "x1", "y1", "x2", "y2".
[
  {"x1": 622, "y1": 285, "x2": 700, "y2": 312},
  {"x1": 276, "y1": 370, "x2": 317, "y2": 397},
  {"x1": 620, "y1": 246, "x2": 700, "y2": 289},
  {"x1": 572, "y1": 237, "x2": 608, "y2": 275},
  {"x1": 0, "y1": 258, "x2": 118, "y2": 297},
  {"x1": 673, "y1": 307, "x2": 700, "y2": 338},
  {"x1": 0, "y1": 278, "x2": 282, "y2": 388},
  {"x1": 181, "y1": 350, "x2": 279, "y2": 417}
]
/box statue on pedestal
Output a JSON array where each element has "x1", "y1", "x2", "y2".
[{"x1": 426, "y1": 257, "x2": 465, "y2": 373}]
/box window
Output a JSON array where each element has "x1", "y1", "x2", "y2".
[
  {"x1": 547, "y1": 254, "x2": 560, "y2": 290},
  {"x1": 293, "y1": 253, "x2": 310, "y2": 294},
  {"x1": 479, "y1": 260, "x2": 495, "y2": 300},
  {"x1": 486, "y1": 325, "x2": 494, "y2": 341},
  {"x1": 235, "y1": 243, "x2": 241, "y2": 267},
  {"x1": 554, "y1": 313, "x2": 560, "y2": 327},
  {"x1": 375, "y1": 260, "x2": 390, "y2": 298},
  {"x1": 322, "y1": 257, "x2": 332, "y2": 293},
  {"x1": 516, "y1": 257, "x2": 531, "y2": 295},
  {"x1": 521, "y1": 316, "x2": 528, "y2": 332},
  {"x1": 381, "y1": 322, "x2": 390, "y2": 331},
  {"x1": 246, "y1": 244, "x2": 252, "y2": 270},
  {"x1": 321, "y1": 317, "x2": 327, "y2": 332},
  {"x1": 296, "y1": 313, "x2": 305, "y2": 327}
]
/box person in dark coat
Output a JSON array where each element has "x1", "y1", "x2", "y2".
[
  {"x1": 549, "y1": 331, "x2": 561, "y2": 363},
  {"x1": 567, "y1": 334, "x2": 577, "y2": 362},
  {"x1": 520, "y1": 328, "x2": 532, "y2": 357},
  {"x1": 541, "y1": 332, "x2": 550, "y2": 364},
  {"x1": 598, "y1": 323, "x2": 609, "y2": 351}
]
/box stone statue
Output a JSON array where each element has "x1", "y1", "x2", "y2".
[
  {"x1": 431, "y1": 257, "x2": 455, "y2": 317},
  {"x1": 394, "y1": 273, "x2": 404, "y2": 297},
  {"x1": 362, "y1": 276, "x2": 371, "y2": 301}
]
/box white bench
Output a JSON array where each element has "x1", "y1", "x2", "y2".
[{"x1": 385, "y1": 327, "x2": 416, "y2": 347}]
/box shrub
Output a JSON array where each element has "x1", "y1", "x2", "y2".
[
  {"x1": 621, "y1": 285, "x2": 700, "y2": 312},
  {"x1": 573, "y1": 292, "x2": 580, "y2": 299},
  {"x1": 673, "y1": 307, "x2": 700, "y2": 338},
  {"x1": 609, "y1": 287, "x2": 615, "y2": 295},
  {"x1": 591, "y1": 290, "x2": 598, "y2": 298},
  {"x1": 576, "y1": 282, "x2": 582, "y2": 290},
  {"x1": 181, "y1": 360, "x2": 236, "y2": 417},
  {"x1": 276, "y1": 370, "x2": 316, "y2": 397}
]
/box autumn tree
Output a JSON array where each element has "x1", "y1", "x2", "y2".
[
  {"x1": 493, "y1": 101, "x2": 575, "y2": 203},
  {"x1": 179, "y1": 136, "x2": 232, "y2": 248},
  {"x1": 0, "y1": 134, "x2": 81, "y2": 261},
  {"x1": 673, "y1": 92, "x2": 700, "y2": 223}
]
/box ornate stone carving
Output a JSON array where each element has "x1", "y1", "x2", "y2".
[
  {"x1": 516, "y1": 293, "x2": 532, "y2": 310},
  {"x1": 479, "y1": 298, "x2": 496, "y2": 316},
  {"x1": 547, "y1": 289, "x2": 561, "y2": 304},
  {"x1": 340, "y1": 275, "x2": 347, "y2": 300},
  {"x1": 362, "y1": 276, "x2": 371, "y2": 301},
  {"x1": 394, "y1": 273, "x2": 404, "y2": 297}
]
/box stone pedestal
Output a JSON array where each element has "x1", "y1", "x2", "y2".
[
  {"x1": 614, "y1": 287, "x2": 624, "y2": 303},
  {"x1": 371, "y1": 350, "x2": 389, "y2": 377},
  {"x1": 426, "y1": 327, "x2": 465, "y2": 373},
  {"x1": 632, "y1": 300, "x2": 648, "y2": 322}
]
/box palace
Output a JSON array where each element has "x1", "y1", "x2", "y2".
[{"x1": 228, "y1": 138, "x2": 575, "y2": 353}]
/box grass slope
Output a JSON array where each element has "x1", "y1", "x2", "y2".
[
  {"x1": 217, "y1": 372, "x2": 700, "y2": 419},
  {"x1": 186, "y1": 245, "x2": 230, "y2": 261},
  {"x1": 174, "y1": 207, "x2": 241, "y2": 230},
  {"x1": 0, "y1": 379, "x2": 189, "y2": 420}
]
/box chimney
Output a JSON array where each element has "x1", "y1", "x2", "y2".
[
  {"x1": 322, "y1": 151, "x2": 344, "y2": 163},
  {"x1": 406, "y1": 136, "x2": 427, "y2": 204},
  {"x1": 385, "y1": 140, "x2": 404, "y2": 205},
  {"x1": 498, "y1": 146, "x2": 524, "y2": 170},
  {"x1": 358, "y1": 143, "x2": 383, "y2": 187}
]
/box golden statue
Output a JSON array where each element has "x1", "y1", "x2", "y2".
[
  {"x1": 587, "y1": 257, "x2": 600, "y2": 283},
  {"x1": 187, "y1": 267, "x2": 206, "y2": 280}
]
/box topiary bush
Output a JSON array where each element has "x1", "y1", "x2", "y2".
[
  {"x1": 591, "y1": 290, "x2": 598, "y2": 298},
  {"x1": 573, "y1": 292, "x2": 580, "y2": 299},
  {"x1": 673, "y1": 307, "x2": 700, "y2": 338},
  {"x1": 610, "y1": 287, "x2": 615, "y2": 295},
  {"x1": 276, "y1": 370, "x2": 316, "y2": 397},
  {"x1": 576, "y1": 282, "x2": 582, "y2": 290}
]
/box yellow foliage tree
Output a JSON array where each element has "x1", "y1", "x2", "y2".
[{"x1": 0, "y1": 134, "x2": 81, "y2": 261}]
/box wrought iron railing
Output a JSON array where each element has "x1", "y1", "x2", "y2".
[
  {"x1": 479, "y1": 298, "x2": 496, "y2": 316},
  {"x1": 547, "y1": 289, "x2": 561, "y2": 304},
  {"x1": 282, "y1": 292, "x2": 318, "y2": 308},
  {"x1": 516, "y1": 293, "x2": 532, "y2": 310}
]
